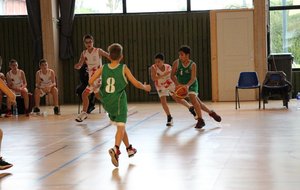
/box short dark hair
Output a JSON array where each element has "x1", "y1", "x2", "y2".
[
  {"x1": 178, "y1": 45, "x2": 191, "y2": 55},
  {"x1": 39, "y1": 59, "x2": 47, "y2": 66},
  {"x1": 154, "y1": 53, "x2": 165, "y2": 61},
  {"x1": 108, "y1": 43, "x2": 123, "y2": 61},
  {"x1": 9, "y1": 59, "x2": 17, "y2": 65},
  {"x1": 83, "y1": 34, "x2": 94, "y2": 42}
]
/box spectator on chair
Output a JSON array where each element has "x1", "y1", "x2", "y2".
[
  {"x1": 5, "y1": 59, "x2": 30, "y2": 116},
  {"x1": 75, "y1": 62, "x2": 96, "y2": 114},
  {"x1": 33, "y1": 59, "x2": 60, "y2": 115}
]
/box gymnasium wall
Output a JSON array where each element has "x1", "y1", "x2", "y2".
[
  {"x1": 1, "y1": 12, "x2": 211, "y2": 104},
  {"x1": 63, "y1": 12, "x2": 212, "y2": 103}
]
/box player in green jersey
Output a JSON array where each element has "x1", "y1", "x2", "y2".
[
  {"x1": 171, "y1": 45, "x2": 221, "y2": 129},
  {"x1": 89, "y1": 43, "x2": 151, "y2": 167}
]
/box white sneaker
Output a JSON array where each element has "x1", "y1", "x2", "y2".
[{"x1": 75, "y1": 111, "x2": 88, "y2": 122}]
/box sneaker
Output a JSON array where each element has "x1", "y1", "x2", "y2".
[
  {"x1": 209, "y1": 111, "x2": 221, "y2": 122},
  {"x1": 4, "y1": 110, "x2": 12, "y2": 117},
  {"x1": 0, "y1": 157, "x2": 13, "y2": 170},
  {"x1": 195, "y1": 118, "x2": 205, "y2": 129},
  {"x1": 189, "y1": 106, "x2": 198, "y2": 119},
  {"x1": 109, "y1": 147, "x2": 121, "y2": 167},
  {"x1": 166, "y1": 116, "x2": 173, "y2": 126},
  {"x1": 75, "y1": 111, "x2": 88, "y2": 122},
  {"x1": 54, "y1": 106, "x2": 60, "y2": 115},
  {"x1": 126, "y1": 144, "x2": 137, "y2": 157},
  {"x1": 33, "y1": 107, "x2": 40, "y2": 113}
]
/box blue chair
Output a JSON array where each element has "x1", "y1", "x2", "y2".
[{"x1": 235, "y1": 72, "x2": 261, "y2": 109}]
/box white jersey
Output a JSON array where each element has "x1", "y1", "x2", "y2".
[
  {"x1": 7, "y1": 69, "x2": 23, "y2": 88},
  {"x1": 82, "y1": 48, "x2": 102, "y2": 78},
  {"x1": 37, "y1": 69, "x2": 53, "y2": 88},
  {"x1": 152, "y1": 64, "x2": 174, "y2": 91}
]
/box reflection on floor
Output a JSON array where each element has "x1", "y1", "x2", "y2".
[{"x1": 1, "y1": 100, "x2": 300, "y2": 190}]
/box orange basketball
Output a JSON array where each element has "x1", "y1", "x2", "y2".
[{"x1": 174, "y1": 85, "x2": 188, "y2": 99}]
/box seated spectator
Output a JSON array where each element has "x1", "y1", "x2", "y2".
[
  {"x1": 6, "y1": 59, "x2": 30, "y2": 116},
  {"x1": 33, "y1": 59, "x2": 60, "y2": 115}
]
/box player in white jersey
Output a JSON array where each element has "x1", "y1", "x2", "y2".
[
  {"x1": 33, "y1": 59, "x2": 60, "y2": 115},
  {"x1": 74, "y1": 34, "x2": 109, "y2": 122},
  {"x1": 151, "y1": 53, "x2": 197, "y2": 126},
  {"x1": 5, "y1": 59, "x2": 30, "y2": 116}
]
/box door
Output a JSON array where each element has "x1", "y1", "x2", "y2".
[{"x1": 215, "y1": 10, "x2": 255, "y2": 101}]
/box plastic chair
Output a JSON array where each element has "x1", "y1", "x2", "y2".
[
  {"x1": 261, "y1": 71, "x2": 292, "y2": 109},
  {"x1": 235, "y1": 72, "x2": 261, "y2": 109}
]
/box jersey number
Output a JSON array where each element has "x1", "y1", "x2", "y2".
[{"x1": 105, "y1": 77, "x2": 115, "y2": 93}]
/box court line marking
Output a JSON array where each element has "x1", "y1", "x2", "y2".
[{"x1": 37, "y1": 112, "x2": 159, "y2": 181}]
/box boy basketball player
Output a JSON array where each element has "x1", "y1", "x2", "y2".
[
  {"x1": 6, "y1": 59, "x2": 30, "y2": 116},
  {"x1": 33, "y1": 59, "x2": 60, "y2": 115},
  {"x1": 75, "y1": 34, "x2": 109, "y2": 122},
  {"x1": 171, "y1": 45, "x2": 221, "y2": 129},
  {"x1": 0, "y1": 129, "x2": 13, "y2": 170},
  {"x1": 89, "y1": 43, "x2": 151, "y2": 167},
  {"x1": 151, "y1": 53, "x2": 197, "y2": 126}
]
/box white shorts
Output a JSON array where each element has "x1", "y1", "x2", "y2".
[
  {"x1": 86, "y1": 78, "x2": 101, "y2": 94},
  {"x1": 157, "y1": 83, "x2": 175, "y2": 97}
]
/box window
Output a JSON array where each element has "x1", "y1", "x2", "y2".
[
  {"x1": 126, "y1": 0, "x2": 186, "y2": 13},
  {"x1": 0, "y1": 0, "x2": 27, "y2": 15},
  {"x1": 269, "y1": 0, "x2": 300, "y2": 68},
  {"x1": 75, "y1": 0, "x2": 123, "y2": 14},
  {"x1": 191, "y1": 0, "x2": 253, "y2": 11},
  {"x1": 270, "y1": 0, "x2": 300, "y2": 6}
]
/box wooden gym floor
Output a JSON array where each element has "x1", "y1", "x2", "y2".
[{"x1": 0, "y1": 100, "x2": 299, "y2": 190}]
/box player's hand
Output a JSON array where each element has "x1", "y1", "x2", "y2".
[{"x1": 143, "y1": 83, "x2": 151, "y2": 92}]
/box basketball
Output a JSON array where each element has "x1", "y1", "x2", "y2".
[{"x1": 174, "y1": 85, "x2": 188, "y2": 99}]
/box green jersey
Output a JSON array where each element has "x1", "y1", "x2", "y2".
[
  {"x1": 100, "y1": 63, "x2": 128, "y2": 122},
  {"x1": 175, "y1": 59, "x2": 198, "y2": 94}
]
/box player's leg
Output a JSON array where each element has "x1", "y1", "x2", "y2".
[
  {"x1": 21, "y1": 88, "x2": 29, "y2": 115},
  {"x1": 189, "y1": 93, "x2": 205, "y2": 129},
  {"x1": 197, "y1": 97, "x2": 221, "y2": 122},
  {"x1": 0, "y1": 129, "x2": 13, "y2": 170},
  {"x1": 50, "y1": 86, "x2": 60, "y2": 115},
  {"x1": 75, "y1": 87, "x2": 90, "y2": 122},
  {"x1": 33, "y1": 88, "x2": 43, "y2": 113}
]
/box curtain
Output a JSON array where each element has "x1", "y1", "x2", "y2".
[
  {"x1": 58, "y1": 0, "x2": 75, "y2": 60},
  {"x1": 26, "y1": 0, "x2": 43, "y2": 65}
]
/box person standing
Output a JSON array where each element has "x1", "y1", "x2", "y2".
[
  {"x1": 89, "y1": 43, "x2": 151, "y2": 167},
  {"x1": 74, "y1": 34, "x2": 109, "y2": 122}
]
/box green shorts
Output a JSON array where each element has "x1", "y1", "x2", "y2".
[
  {"x1": 108, "y1": 113, "x2": 127, "y2": 123},
  {"x1": 188, "y1": 81, "x2": 198, "y2": 95}
]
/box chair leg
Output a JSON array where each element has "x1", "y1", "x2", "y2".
[
  {"x1": 235, "y1": 88, "x2": 238, "y2": 109},
  {"x1": 237, "y1": 88, "x2": 240, "y2": 109},
  {"x1": 258, "y1": 87, "x2": 261, "y2": 109},
  {"x1": 98, "y1": 99, "x2": 101, "y2": 113}
]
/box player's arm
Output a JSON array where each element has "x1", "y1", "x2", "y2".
[
  {"x1": 150, "y1": 66, "x2": 160, "y2": 81},
  {"x1": 74, "y1": 52, "x2": 85, "y2": 70},
  {"x1": 171, "y1": 60, "x2": 179, "y2": 85},
  {"x1": 50, "y1": 70, "x2": 56, "y2": 88},
  {"x1": 186, "y1": 63, "x2": 197, "y2": 88},
  {"x1": 124, "y1": 65, "x2": 151, "y2": 92},
  {"x1": 98, "y1": 48, "x2": 110, "y2": 60},
  {"x1": 89, "y1": 66, "x2": 103, "y2": 86},
  {"x1": 35, "y1": 71, "x2": 41, "y2": 88},
  {"x1": 5, "y1": 73, "x2": 13, "y2": 89},
  {"x1": 20, "y1": 70, "x2": 27, "y2": 88}
]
